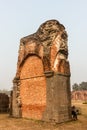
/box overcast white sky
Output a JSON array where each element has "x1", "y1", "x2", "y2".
[{"x1": 0, "y1": 0, "x2": 87, "y2": 90}]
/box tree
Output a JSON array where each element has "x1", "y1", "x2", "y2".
[
  {"x1": 72, "y1": 83, "x2": 79, "y2": 91},
  {"x1": 79, "y1": 82, "x2": 87, "y2": 90},
  {"x1": 0, "y1": 89, "x2": 10, "y2": 96},
  {"x1": 72, "y1": 82, "x2": 87, "y2": 91}
]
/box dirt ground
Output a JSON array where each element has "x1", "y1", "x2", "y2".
[{"x1": 0, "y1": 101, "x2": 87, "y2": 130}]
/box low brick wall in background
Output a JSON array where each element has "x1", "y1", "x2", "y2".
[
  {"x1": 0, "y1": 93, "x2": 9, "y2": 113},
  {"x1": 71, "y1": 90, "x2": 87, "y2": 101}
]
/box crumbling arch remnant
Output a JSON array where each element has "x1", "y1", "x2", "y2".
[{"x1": 11, "y1": 19, "x2": 71, "y2": 123}]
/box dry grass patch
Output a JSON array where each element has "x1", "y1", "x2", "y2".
[{"x1": 0, "y1": 101, "x2": 87, "y2": 130}]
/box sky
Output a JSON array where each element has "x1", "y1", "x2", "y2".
[{"x1": 0, "y1": 0, "x2": 87, "y2": 90}]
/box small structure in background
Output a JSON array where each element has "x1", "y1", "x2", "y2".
[
  {"x1": 71, "y1": 90, "x2": 87, "y2": 102},
  {"x1": 0, "y1": 93, "x2": 9, "y2": 113}
]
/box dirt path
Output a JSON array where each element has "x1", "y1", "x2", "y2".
[{"x1": 0, "y1": 114, "x2": 87, "y2": 130}]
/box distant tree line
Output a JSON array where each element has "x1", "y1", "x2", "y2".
[
  {"x1": 0, "y1": 89, "x2": 10, "y2": 96},
  {"x1": 72, "y1": 82, "x2": 87, "y2": 91}
]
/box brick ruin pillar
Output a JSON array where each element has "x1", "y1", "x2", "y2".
[
  {"x1": 43, "y1": 72, "x2": 71, "y2": 123},
  {"x1": 11, "y1": 19, "x2": 71, "y2": 123},
  {"x1": 11, "y1": 78, "x2": 22, "y2": 117}
]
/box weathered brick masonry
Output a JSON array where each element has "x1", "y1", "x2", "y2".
[
  {"x1": 11, "y1": 19, "x2": 71, "y2": 123},
  {"x1": 72, "y1": 90, "x2": 87, "y2": 101},
  {"x1": 0, "y1": 93, "x2": 9, "y2": 113}
]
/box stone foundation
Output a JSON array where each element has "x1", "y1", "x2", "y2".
[{"x1": 43, "y1": 71, "x2": 71, "y2": 123}]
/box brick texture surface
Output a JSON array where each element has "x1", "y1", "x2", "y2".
[{"x1": 20, "y1": 56, "x2": 46, "y2": 119}]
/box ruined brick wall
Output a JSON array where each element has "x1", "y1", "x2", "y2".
[
  {"x1": 0, "y1": 93, "x2": 9, "y2": 113},
  {"x1": 11, "y1": 19, "x2": 71, "y2": 123},
  {"x1": 71, "y1": 91, "x2": 87, "y2": 101}
]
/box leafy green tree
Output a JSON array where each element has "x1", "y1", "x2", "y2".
[
  {"x1": 0, "y1": 89, "x2": 10, "y2": 96},
  {"x1": 72, "y1": 82, "x2": 87, "y2": 91},
  {"x1": 72, "y1": 83, "x2": 79, "y2": 91},
  {"x1": 79, "y1": 82, "x2": 87, "y2": 90}
]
